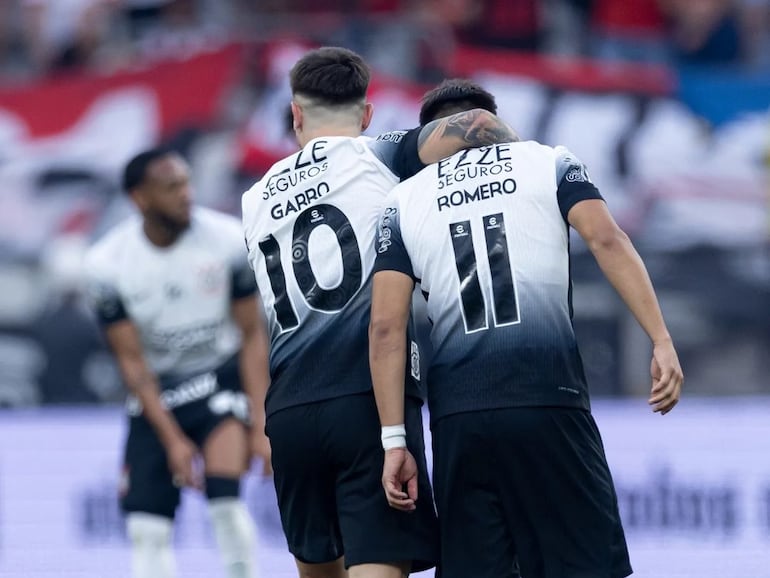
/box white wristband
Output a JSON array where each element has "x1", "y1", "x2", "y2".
[{"x1": 381, "y1": 424, "x2": 407, "y2": 450}]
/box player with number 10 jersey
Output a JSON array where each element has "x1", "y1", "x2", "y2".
[
  {"x1": 243, "y1": 136, "x2": 411, "y2": 414},
  {"x1": 241, "y1": 46, "x2": 518, "y2": 577}
]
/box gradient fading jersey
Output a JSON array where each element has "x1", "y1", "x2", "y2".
[
  {"x1": 242, "y1": 135, "x2": 415, "y2": 417},
  {"x1": 84, "y1": 208, "x2": 257, "y2": 382},
  {"x1": 374, "y1": 141, "x2": 603, "y2": 421}
]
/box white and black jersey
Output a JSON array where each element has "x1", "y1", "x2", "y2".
[
  {"x1": 242, "y1": 135, "x2": 420, "y2": 417},
  {"x1": 85, "y1": 207, "x2": 257, "y2": 383},
  {"x1": 375, "y1": 128, "x2": 426, "y2": 180},
  {"x1": 374, "y1": 142, "x2": 603, "y2": 422}
]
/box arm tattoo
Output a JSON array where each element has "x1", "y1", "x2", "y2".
[{"x1": 418, "y1": 109, "x2": 518, "y2": 150}]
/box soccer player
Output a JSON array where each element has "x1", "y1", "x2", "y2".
[
  {"x1": 85, "y1": 148, "x2": 269, "y2": 578},
  {"x1": 241, "y1": 47, "x2": 516, "y2": 578},
  {"x1": 369, "y1": 139, "x2": 684, "y2": 577}
]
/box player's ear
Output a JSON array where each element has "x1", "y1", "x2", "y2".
[
  {"x1": 361, "y1": 102, "x2": 374, "y2": 131},
  {"x1": 291, "y1": 101, "x2": 303, "y2": 133},
  {"x1": 130, "y1": 187, "x2": 150, "y2": 212}
]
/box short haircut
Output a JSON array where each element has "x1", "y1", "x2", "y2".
[
  {"x1": 419, "y1": 78, "x2": 498, "y2": 126},
  {"x1": 289, "y1": 46, "x2": 370, "y2": 107},
  {"x1": 122, "y1": 147, "x2": 173, "y2": 193}
]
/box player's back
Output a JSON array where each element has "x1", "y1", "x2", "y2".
[
  {"x1": 385, "y1": 141, "x2": 593, "y2": 422},
  {"x1": 242, "y1": 135, "x2": 399, "y2": 416}
]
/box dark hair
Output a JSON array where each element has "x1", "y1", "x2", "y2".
[
  {"x1": 122, "y1": 147, "x2": 173, "y2": 193},
  {"x1": 289, "y1": 46, "x2": 370, "y2": 106},
  {"x1": 419, "y1": 79, "x2": 497, "y2": 126}
]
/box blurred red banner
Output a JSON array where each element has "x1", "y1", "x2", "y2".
[{"x1": 0, "y1": 45, "x2": 241, "y2": 139}]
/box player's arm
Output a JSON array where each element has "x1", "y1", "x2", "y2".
[
  {"x1": 370, "y1": 270, "x2": 414, "y2": 430},
  {"x1": 370, "y1": 269, "x2": 418, "y2": 511},
  {"x1": 416, "y1": 108, "x2": 518, "y2": 164},
  {"x1": 231, "y1": 294, "x2": 272, "y2": 474},
  {"x1": 104, "y1": 320, "x2": 200, "y2": 487},
  {"x1": 369, "y1": 205, "x2": 420, "y2": 511},
  {"x1": 568, "y1": 200, "x2": 683, "y2": 414}
]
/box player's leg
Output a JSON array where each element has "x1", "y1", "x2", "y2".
[
  {"x1": 121, "y1": 415, "x2": 181, "y2": 578},
  {"x1": 126, "y1": 513, "x2": 176, "y2": 578},
  {"x1": 266, "y1": 401, "x2": 347, "y2": 577},
  {"x1": 491, "y1": 407, "x2": 632, "y2": 578},
  {"x1": 294, "y1": 558, "x2": 347, "y2": 578},
  {"x1": 431, "y1": 410, "x2": 519, "y2": 578},
  {"x1": 201, "y1": 416, "x2": 257, "y2": 578},
  {"x1": 347, "y1": 562, "x2": 408, "y2": 578},
  {"x1": 331, "y1": 393, "x2": 439, "y2": 578}
]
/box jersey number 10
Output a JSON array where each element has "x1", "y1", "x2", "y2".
[
  {"x1": 258, "y1": 204, "x2": 362, "y2": 332},
  {"x1": 449, "y1": 212, "x2": 520, "y2": 333}
]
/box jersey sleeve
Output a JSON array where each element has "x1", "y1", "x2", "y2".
[
  {"x1": 554, "y1": 145, "x2": 604, "y2": 221},
  {"x1": 231, "y1": 257, "x2": 258, "y2": 300},
  {"x1": 368, "y1": 128, "x2": 425, "y2": 181},
  {"x1": 83, "y1": 254, "x2": 128, "y2": 325},
  {"x1": 225, "y1": 224, "x2": 258, "y2": 300},
  {"x1": 373, "y1": 203, "x2": 416, "y2": 280}
]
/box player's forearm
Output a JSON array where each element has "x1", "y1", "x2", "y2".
[
  {"x1": 369, "y1": 322, "x2": 407, "y2": 427},
  {"x1": 417, "y1": 109, "x2": 518, "y2": 164},
  {"x1": 588, "y1": 229, "x2": 671, "y2": 345},
  {"x1": 119, "y1": 358, "x2": 185, "y2": 447},
  {"x1": 239, "y1": 329, "x2": 271, "y2": 430}
]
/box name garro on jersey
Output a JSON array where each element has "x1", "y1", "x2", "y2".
[
  {"x1": 436, "y1": 143, "x2": 516, "y2": 211},
  {"x1": 263, "y1": 140, "x2": 330, "y2": 220}
]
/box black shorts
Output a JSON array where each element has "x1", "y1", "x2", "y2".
[
  {"x1": 120, "y1": 356, "x2": 248, "y2": 519},
  {"x1": 266, "y1": 392, "x2": 438, "y2": 571},
  {"x1": 432, "y1": 407, "x2": 632, "y2": 578}
]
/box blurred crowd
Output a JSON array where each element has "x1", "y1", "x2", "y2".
[
  {"x1": 0, "y1": 0, "x2": 769, "y2": 82},
  {"x1": 0, "y1": 0, "x2": 767, "y2": 408}
]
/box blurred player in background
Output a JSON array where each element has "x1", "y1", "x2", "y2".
[
  {"x1": 85, "y1": 148, "x2": 270, "y2": 578},
  {"x1": 369, "y1": 133, "x2": 683, "y2": 576},
  {"x1": 242, "y1": 46, "x2": 516, "y2": 578}
]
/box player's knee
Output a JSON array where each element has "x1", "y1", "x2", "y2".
[
  {"x1": 295, "y1": 558, "x2": 347, "y2": 578},
  {"x1": 205, "y1": 475, "x2": 241, "y2": 500},
  {"x1": 126, "y1": 512, "x2": 173, "y2": 548}
]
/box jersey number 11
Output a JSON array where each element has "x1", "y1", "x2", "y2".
[{"x1": 450, "y1": 213, "x2": 520, "y2": 333}]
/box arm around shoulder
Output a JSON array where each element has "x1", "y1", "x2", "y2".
[{"x1": 417, "y1": 109, "x2": 519, "y2": 165}]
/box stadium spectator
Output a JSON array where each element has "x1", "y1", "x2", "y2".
[
  {"x1": 588, "y1": 0, "x2": 669, "y2": 63},
  {"x1": 430, "y1": 0, "x2": 543, "y2": 50},
  {"x1": 659, "y1": 0, "x2": 744, "y2": 65},
  {"x1": 20, "y1": 0, "x2": 121, "y2": 73}
]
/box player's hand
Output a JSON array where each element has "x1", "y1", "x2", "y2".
[
  {"x1": 250, "y1": 430, "x2": 272, "y2": 476},
  {"x1": 382, "y1": 447, "x2": 418, "y2": 512},
  {"x1": 167, "y1": 435, "x2": 202, "y2": 489},
  {"x1": 648, "y1": 338, "x2": 683, "y2": 415}
]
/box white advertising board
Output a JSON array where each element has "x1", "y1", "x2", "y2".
[{"x1": 1, "y1": 399, "x2": 769, "y2": 577}]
